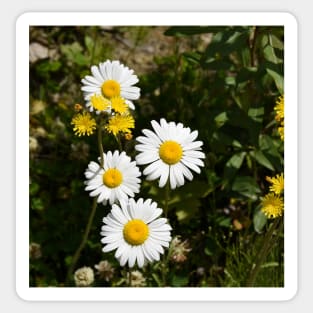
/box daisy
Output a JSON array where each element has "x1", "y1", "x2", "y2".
[
  {"x1": 84, "y1": 151, "x2": 141, "y2": 205},
  {"x1": 101, "y1": 198, "x2": 172, "y2": 268},
  {"x1": 135, "y1": 118, "x2": 205, "y2": 189},
  {"x1": 81, "y1": 60, "x2": 140, "y2": 112}
]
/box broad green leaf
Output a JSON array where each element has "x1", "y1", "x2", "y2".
[
  {"x1": 249, "y1": 150, "x2": 275, "y2": 171},
  {"x1": 84, "y1": 35, "x2": 94, "y2": 54},
  {"x1": 216, "y1": 216, "x2": 232, "y2": 228},
  {"x1": 248, "y1": 107, "x2": 264, "y2": 123},
  {"x1": 224, "y1": 152, "x2": 246, "y2": 180},
  {"x1": 253, "y1": 209, "x2": 268, "y2": 233},
  {"x1": 266, "y1": 68, "x2": 284, "y2": 94},
  {"x1": 269, "y1": 34, "x2": 284, "y2": 50},
  {"x1": 264, "y1": 45, "x2": 282, "y2": 64},
  {"x1": 232, "y1": 176, "x2": 261, "y2": 200},
  {"x1": 214, "y1": 112, "x2": 228, "y2": 127}
]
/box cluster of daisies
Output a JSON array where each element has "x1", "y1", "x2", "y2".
[{"x1": 71, "y1": 60, "x2": 205, "y2": 269}]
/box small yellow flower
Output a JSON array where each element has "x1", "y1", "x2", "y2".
[
  {"x1": 266, "y1": 173, "x2": 284, "y2": 195},
  {"x1": 278, "y1": 120, "x2": 284, "y2": 141},
  {"x1": 90, "y1": 94, "x2": 111, "y2": 112},
  {"x1": 71, "y1": 112, "x2": 97, "y2": 137},
  {"x1": 105, "y1": 114, "x2": 135, "y2": 136},
  {"x1": 261, "y1": 193, "x2": 284, "y2": 219},
  {"x1": 111, "y1": 96, "x2": 128, "y2": 114},
  {"x1": 274, "y1": 95, "x2": 284, "y2": 122}
]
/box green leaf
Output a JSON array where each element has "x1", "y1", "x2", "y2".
[
  {"x1": 182, "y1": 52, "x2": 202, "y2": 64},
  {"x1": 31, "y1": 198, "x2": 45, "y2": 211},
  {"x1": 216, "y1": 216, "x2": 232, "y2": 228},
  {"x1": 232, "y1": 176, "x2": 261, "y2": 200},
  {"x1": 30, "y1": 182, "x2": 40, "y2": 196},
  {"x1": 248, "y1": 107, "x2": 264, "y2": 123},
  {"x1": 171, "y1": 275, "x2": 189, "y2": 287},
  {"x1": 266, "y1": 68, "x2": 284, "y2": 94},
  {"x1": 253, "y1": 209, "x2": 267, "y2": 233},
  {"x1": 224, "y1": 152, "x2": 246, "y2": 180},
  {"x1": 269, "y1": 34, "x2": 284, "y2": 50},
  {"x1": 152, "y1": 273, "x2": 162, "y2": 287},
  {"x1": 214, "y1": 112, "x2": 228, "y2": 127},
  {"x1": 84, "y1": 35, "x2": 94, "y2": 54},
  {"x1": 249, "y1": 150, "x2": 275, "y2": 171}
]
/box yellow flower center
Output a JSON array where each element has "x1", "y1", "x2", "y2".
[
  {"x1": 90, "y1": 94, "x2": 111, "y2": 111},
  {"x1": 101, "y1": 80, "x2": 121, "y2": 98},
  {"x1": 159, "y1": 140, "x2": 183, "y2": 165},
  {"x1": 102, "y1": 168, "x2": 123, "y2": 188},
  {"x1": 123, "y1": 219, "x2": 149, "y2": 245}
]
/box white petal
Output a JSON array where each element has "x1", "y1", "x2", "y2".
[
  {"x1": 119, "y1": 244, "x2": 131, "y2": 266},
  {"x1": 114, "y1": 242, "x2": 128, "y2": 259},
  {"x1": 91, "y1": 65, "x2": 104, "y2": 83},
  {"x1": 183, "y1": 156, "x2": 204, "y2": 167},
  {"x1": 172, "y1": 163, "x2": 185, "y2": 187},
  {"x1": 136, "y1": 246, "x2": 145, "y2": 268},
  {"x1": 142, "y1": 129, "x2": 162, "y2": 145},
  {"x1": 111, "y1": 206, "x2": 128, "y2": 224},
  {"x1": 184, "y1": 150, "x2": 205, "y2": 159},
  {"x1": 101, "y1": 232, "x2": 123, "y2": 244},
  {"x1": 151, "y1": 120, "x2": 167, "y2": 141},
  {"x1": 128, "y1": 247, "x2": 137, "y2": 268},
  {"x1": 121, "y1": 87, "x2": 140, "y2": 100},
  {"x1": 136, "y1": 151, "x2": 159, "y2": 165},
  {"x1": 183, "y1": 141, "x2": 203, "y2": 150},
  {"x1": 102, "y1": 240, "x2": 121, "y2": 252},
  {"x1": 169, "y1": 166, "x2": 177, "y2": 189},
  {"x1": 181, "y1": 158, "x2": 202, "y2": 174}
]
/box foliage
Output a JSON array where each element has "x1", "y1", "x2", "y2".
[{"x1": 29, "y1": 25, "x2": 284, "y2": 287}]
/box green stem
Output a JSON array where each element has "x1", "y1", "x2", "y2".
[
  {"x1": 245, "y1": 218, "x2": 281, "y2": 287},
  {"x1": 115, "y1": 134, "x2": 123, "y2": 152},
  {"x1": 65, "y1": 197, "x2": 98, "y2": 285},
  {"x1": 66, "y1": 126, "x2": 104, "y2": 285},
  {"x1": 98, "y1": 125, "x2": 104, "y2": 167}
]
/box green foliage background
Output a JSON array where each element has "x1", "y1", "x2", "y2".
[{"x1": 29, "y1": 26, "x2": 284, "y2": 287}]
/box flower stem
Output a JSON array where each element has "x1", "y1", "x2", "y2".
[
  {"x1": 98, "y1": 125, "x2": 104, "y2": 167},
  {"x1": 164, "y1": 180, "x2": 170, "y2": 218},
  {"x1": 66, "y1": 126, "x2": 104, "y2": 285},
  {"x1": 245, "y1": 218, "x2": 281, "y2": 287},
  {"x1": 65, "y1": 197, "x2": 98, "y2": 285}
]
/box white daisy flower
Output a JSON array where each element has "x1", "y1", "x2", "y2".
[
  {"x1": 101, "y1": 198, "x2": 172, "y2": 268},
  {"x1": 135, "y1": 118, "x2": 205, "y2": 189},
  {"x1": 81, "y1": 60, "x2": 140, "y2": 113},
  {"x1": 84, "y1": 151, "x2": 141, "y2": 205}
]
